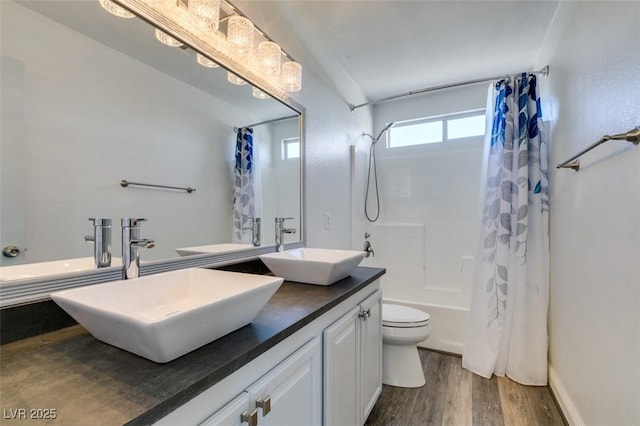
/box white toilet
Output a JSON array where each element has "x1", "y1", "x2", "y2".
[{"x1": 382, "y1": 303, "x2": 432, "y2": 388}]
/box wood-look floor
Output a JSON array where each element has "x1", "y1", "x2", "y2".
[{"x1": 365, "y1": 349, "x2": 566, "y2": 426}]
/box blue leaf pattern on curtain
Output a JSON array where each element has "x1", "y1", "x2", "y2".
[
  {"x1": 232, "y1": 127, "x2": 255, "y2": 243},
  {"x1": 479, "y1": 74, "x2": 549, "y2": 327},
  {"x1": 463, "y1": 74, "x2": 549, "y2": 385}
]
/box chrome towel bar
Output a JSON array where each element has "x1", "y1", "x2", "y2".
[
  {"x1": 120, "y1": 180, "x2": 196, "y2": 193},
  {"x1": 556, "y1": 126, "x2": 639, "y2": 171}
]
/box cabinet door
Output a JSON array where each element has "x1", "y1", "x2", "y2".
[
  {"x1": 246, "y1": 337, "x2": 321, "y2": 426},
  {"x1": 360, "y1": 290, "x2": 383, "y2": 423},
  {"x1": 323, "y1": 306, "x2": 360, "y2": 426},
  {"x1": 200, "y1": 392, "x2": 250, "y2": 426}
]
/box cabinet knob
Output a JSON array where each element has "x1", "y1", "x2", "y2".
[
  {"x1": 240, "y1": 409, "x2": 258, "y2": 426},
  {"x1": 256, "y1": 396, "x2": 271, "y2": 416}
]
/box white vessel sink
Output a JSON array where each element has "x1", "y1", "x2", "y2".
[
  {"x1": 0, "y1": 257, "x2": 122, "y2": 281},
  {"x1": 259, "y1": 248, "x2": 365, "y2": 286},
  {"x1": 50, "y1": 268, "x2": 283, "y2": 363},
  {"x1": 174, "y1": 243, "x2": 253, "y2": 257}
]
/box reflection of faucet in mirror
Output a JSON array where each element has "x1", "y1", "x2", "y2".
[
  {"x1": 121, "y1": 218, "x2": 155, "y2": 279},
  {"x1": 243, "y1": 217, "x2": 261, "y2": 247},
  {"x1": 275, "y1": 217, "x2": 296, "y2": 252},
  {"x1": 84, "y1": 218, "x2": 112, "y2": 268}
]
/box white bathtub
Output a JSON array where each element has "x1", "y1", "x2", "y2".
[{"x1": 383, "y1": 297, "x2": 469, "y2": 355}]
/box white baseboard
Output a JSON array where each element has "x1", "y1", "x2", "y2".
[{"x1": 548, "y1": 364, "x2": 585, "y2": 426}]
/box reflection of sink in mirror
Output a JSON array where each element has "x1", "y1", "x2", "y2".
[
  {"x1": 259, "y1": 248, "x2": 366, "y2": 286},
  {"x1": 0, "y1": 257, "x2": 122, "y2": 282},
  {"x1": 50, "y1": 268, "x2": 283, "y2": 363},
  {"x1": 175, "y1": 243, "x2": 254, "y2": 257}
]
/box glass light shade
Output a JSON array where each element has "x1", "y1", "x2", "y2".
[
  {"x1": 282, "y1": 61, "x2": 302, "y2": 92},
  {"x1": 227, "y1": 71, "x2": 247, "y2": 86},
  {"x1": 99, "y1": 0, "x2": 135, "y2": 18},
  {"x1": 189, "y1": 0, "x2": 220, "y2": 32},
  {"x1": 155, "y1": 29, "x2": 183, "y2": 47},
  {"x1": 252, "y1": 87, "x2": 270, "y2": 100},
  {"x1": 257, "y1": 41, "x2": 281, "y2": 82},
  {"x1": 196, "y1": 53, "x2": 219, "y2": 68},
  {"x1": 227, "y1": 15, "x2": 254, "y2": 60}
]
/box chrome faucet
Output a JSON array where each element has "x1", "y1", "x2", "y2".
[
  {"x1": 275, "y1": 217, "x2": 296, "y2": 252},
  {"x1": 243, "y1": 217, "x2": 261, "y2": 247},
  {"x1": 121, "y1": 218, "x2": 155, "y2": 279},
  {"x1": 363, "y1": 232, "x2": 374, "y2": 258},
  {"x1": 84, "y1": 218, "x2": 112, "y2": 268}
]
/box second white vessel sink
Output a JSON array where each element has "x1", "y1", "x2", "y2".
[
  {"x1": 259, "y1": 248, "x2": 365, "y2": 286},
  {"x1": 50, "y1": 268, "x2": 283, "y2": 363}
]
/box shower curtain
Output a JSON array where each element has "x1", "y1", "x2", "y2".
[
  {"x1": 232, "y1": 127, "x2": 255, "y2": 244},
  {"x1": 462, "y1": 74, "x2": 550, "y2": 385}
]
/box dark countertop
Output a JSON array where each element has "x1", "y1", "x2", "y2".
[{"x1": 0, "y1": 266, "x2": 385, "y2": 425}]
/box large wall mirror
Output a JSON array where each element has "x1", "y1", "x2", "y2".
[{"x1": 0, "y1": 0, "x2": 304, "y2": 300}]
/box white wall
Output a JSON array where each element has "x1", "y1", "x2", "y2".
[{"x1": 536, "y1": 2, "x2": 640, "y2": 424}]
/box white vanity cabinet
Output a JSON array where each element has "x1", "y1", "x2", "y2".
[
  {"x1": 323, "y1": 289, "x2": 383, "y2": 426},
  {"x1": 154, "y1": 279, "x2": 383, "y2": 426},
  {"x1": 200, "y1": 337, "x2": 322, "y2": 426}
]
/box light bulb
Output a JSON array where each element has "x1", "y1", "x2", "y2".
[
  {"x1": 196, "y1": 53, "x2": 219, "y2": 68},
  {"x1": 189, "y1": 0, "x2": 220, "y2": 32},
  {"x1": 227, "y1": 15, "x2": 254, "y2": 60},
  {"x1": 99, "y1": 0, "x2": 135, "y2": 18},
  {"x1": 252, "y1": 87, "x2": 270, "y2": 99},
  {"x1": 257, "y1": 41, "x2": 281, "y2": 83},
  {"x1": 282, "y1": 61, "x2": 302, "y2": 92},
  {"x1": 155, "y1": 29, "x2": 183, "y2": 47},
  {"x1": 227, "y1": 72, "x2": 247, "y2": 86}
]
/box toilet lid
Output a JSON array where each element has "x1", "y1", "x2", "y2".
[{"x1": 382, "y1": 304, "x2": 430, "y2": 328}]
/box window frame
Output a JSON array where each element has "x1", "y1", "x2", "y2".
[
  {"x1": 281, "y1": 136, "x2": 300, "y2": 160},
  {"x1": 386, "y1": 108, "x2": 486, "y2": 149}
]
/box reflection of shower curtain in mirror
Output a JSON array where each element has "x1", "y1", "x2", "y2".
[{"x1": 233, "y1": 127, "x2": 255, "y2": 243}]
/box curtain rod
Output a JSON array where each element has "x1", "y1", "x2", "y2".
[
  {"x1": 236, "y1": 114, "x2": 298, "y2": 131},
  {"x1": 349, "y1": 65, "x2": 550, "y2": 112}
]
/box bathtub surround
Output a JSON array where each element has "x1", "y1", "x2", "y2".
[
  {"x1": 463, "y1": 75, "x2": 550, "y2": 385},
  {"x1": 357, "y1": 84, "x2": 487, "y2": 354}
]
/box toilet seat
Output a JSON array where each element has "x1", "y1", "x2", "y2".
[{"x1": 382, "y1": 304, "x2": 430, "y2": 328}]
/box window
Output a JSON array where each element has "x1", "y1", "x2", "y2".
[
  {"x1": 282, "y1": 137, "x2": 300, "y2": 160},
  {"x1": 387, "y1": 110, "x2": 485, "y2": 149}
]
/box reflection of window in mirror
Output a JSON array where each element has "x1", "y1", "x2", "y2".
[{"x1": 282, "y1": 137, "x2": 300, "y2": 160}]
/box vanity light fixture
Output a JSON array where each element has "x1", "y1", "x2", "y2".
[
  {"x1": 99, "y1": 0, "x2": 135, "y2": 18},
  {"x1": 110, "y1": 0, "x2": 303, "y2": 93},
  {"x1": 196, "y1": 52, "x2": 219, "y2": 68},
  {"x1": 227, "y1": 71, "x2": 247, "y2": 85},
  {"x1": 227, "y1": 15, "x2": 254, "y2": 61},
  {"x1": 257, "y1": 41, "x2": 282, "y2": 84},
  {"x1": 282, "y1": 61, "x2": 302, "y2": 93},
  {"x1": 252, "y1": 87, "x2": 270, "y2": 99},
  {"x1": 155, "y1": 28, "x2": 183, "y2": 47},
  {"x1": 188, "y1": 0, "x2": 221, "y2": 32}
]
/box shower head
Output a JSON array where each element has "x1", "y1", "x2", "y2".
[{"x1": 373, "y1": 122, "x2": 395, "y2": 143}]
